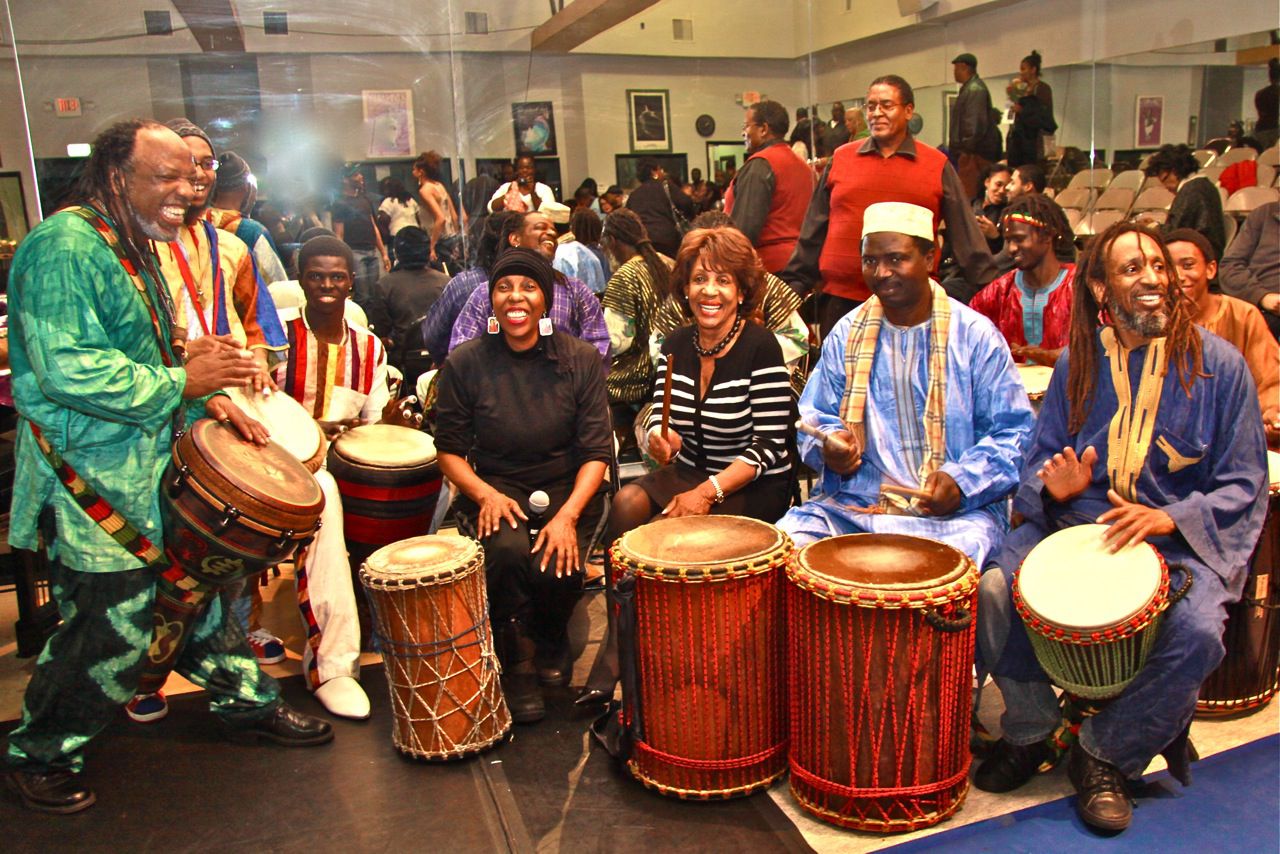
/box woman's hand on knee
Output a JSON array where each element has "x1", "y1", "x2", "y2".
[
  {"x1": 477, "y1": 489, "x2": 526, "y2": 539},
  {"x1": 532, "y1": 513, "x2": 579, "y2": 578}
]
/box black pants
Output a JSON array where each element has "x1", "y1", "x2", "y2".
[{"x1": 455, "y1": 476, "x2": 606, "y2": 651}]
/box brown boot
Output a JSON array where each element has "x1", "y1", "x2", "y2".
[{"x1": 1067, "y1": 743, "x2": 1133, "y2": 833}]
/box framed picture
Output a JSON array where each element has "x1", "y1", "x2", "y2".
[
  {"x1": 512, "y1": 101, "x2": 557, "y2": 157},
  {"x1": 627, "y1": 89, "x2": 672, "y2": 153},
  {"x1": 1136, "y1": 96, "x2": 1163, "y2": 148},
  {"x1": 615, "y1": 154, "x2": 688, "y2": 191},
  {"x1": 362, "y1": 89, "x2": 415, "y2": 158}
]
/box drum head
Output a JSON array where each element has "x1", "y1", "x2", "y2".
[
  {"x1": 187, "y1": 419, "x2": 323, "y2": 509},
  {"x1": 620, "y1": 515, "x2": 783, "y2": 568},
  {"x1": 223, "y1": 387, "x2": 321, "y2": 465},
  {"x1": 1019, "y1": 524, "x2": 1162, "y2": 633},
  {"x1": 364, "y1": 535, "x2": 481, "y2": 585},
  {"x1": 1016, "y1": 364, "x2": 1053, "y2": 397},
  {"x1": 795, "y1": 533, "x2": 970, "y2": 594},
  {"x1": 1268, "y1": 451, "x2": 1280, "y2": 494},
  {"x1": 333, "y1": 424, "x2": 436, "y2": 467}
]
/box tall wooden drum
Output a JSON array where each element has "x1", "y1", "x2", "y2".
[
  {"x1": 1197, "y1": 451, "x2": 1280, "y2": 714},
  {"x1": 617, "y1": 515, "x2": 791, "y2": 799},
  {"x1": 787, "y1": 534, "x2": 978, "y2": 832},
  {"x1": 360, "y1": 535, "x2": 510, "y2": 759}
]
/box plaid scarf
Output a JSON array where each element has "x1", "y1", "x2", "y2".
[{"x1": 838, "y1": 281, "x2": 951, "y2": 511}]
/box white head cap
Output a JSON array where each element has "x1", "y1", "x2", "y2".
[{"x1": 862, "y1": 201, "x2": 935, "y2": 243}]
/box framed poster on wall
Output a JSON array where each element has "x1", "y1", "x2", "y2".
[
  {"x1": 363, "y1": 89, "x2": 415, "y2": 158},
  {"x1": 627, "y1": 89, "x2": 672, "y2": 153},
  {"x1": 512, "y1": 101, "x2": 557, "y2": 157},
  {"x1": 1136, "y1": 96, "x2": 1163, "y2": 148}
]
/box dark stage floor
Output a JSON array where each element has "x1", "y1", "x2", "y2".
[{"x1": 3, "y1": 668, "x2": 814, "y2": 853}]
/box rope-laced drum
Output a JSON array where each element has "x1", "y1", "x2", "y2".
[
  {"x1": 359, "y1": 535, "x2": 510, "y2": 759},
  {"x1": 138, "y1": 419, "x2": 325, "y2": 694},
  {"x1": 617, "y1": 515, "x2": 791, "y2": 799},
  {"x1": 787, "y1": 533, "x2": 978, "y2": 832},
  {"x1": 1197, "y1": 450, "x2": 1280, "y2": 715},
  {"x1": 223, "y1": 387, "x2": 327, "y2": 473},
  {"x1": 328, "y1": 424, "x2": 442, "y2": 547},
  {"x1": 1015, "y1": 523, "x2": 1174, "y2": 701}
]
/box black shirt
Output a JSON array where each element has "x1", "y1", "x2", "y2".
[
  {"x1": 434, "y1": 331, "x2": 612, "y2": 488},
  {"x1": 369, "y1": 266, "x2": 449, "y2": 368},
  {"x1": 332, "y1": 194, "x2": 378, "y2": 250},
  {"x1": 626, "y1": 178, "x2": 695, "y2": 259}
]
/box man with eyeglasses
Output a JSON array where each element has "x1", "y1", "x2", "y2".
[
  {"x1": 781, "y1": 75, "x2": 998, "y2": 337},
  {"x1": 724, "y1": 100, "x2": 815, "y2": 275}
]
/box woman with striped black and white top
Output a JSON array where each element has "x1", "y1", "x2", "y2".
[{"x1": 612, "y1": 227, "x2": 793, "y2": 526}]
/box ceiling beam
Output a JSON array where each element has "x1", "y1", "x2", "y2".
[
  {"x1": 1236, "y1": 44, "x2": 1280, "y2": 66},
  {"x1": 531, "y1": 0, "x2": 662, "y2": 53},
  {"x1": 171, "y1": 0, "x2": 245, "y2": 53}
]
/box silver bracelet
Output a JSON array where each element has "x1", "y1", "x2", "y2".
[{"x1": 707, "y1": 474, "x2": 726, "y2": 504}]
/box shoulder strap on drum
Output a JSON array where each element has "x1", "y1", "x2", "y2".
[{"x1": 26, "y1": 420, "x2": 167, "y2": 568}]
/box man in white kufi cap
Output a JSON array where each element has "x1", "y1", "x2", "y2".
[{"x1": 778, "y1": 201, "x2": 1034, "y2": 568}]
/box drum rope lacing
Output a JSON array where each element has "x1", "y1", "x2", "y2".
[
  {"x1": 611, "y1": 541, "x2": 790, "y2": 583},
  {"x1": 785, "y1": 560, "x2": 978, "y2": 609},
  {"x1": 632, "y1": 739, "x2": 788, "y2": 771}
]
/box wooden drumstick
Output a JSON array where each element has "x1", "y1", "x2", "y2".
[
  {"x1": 795, "y1": 419, "x2": 852, "y2": 452},
  {"x1": 880, "y1": 483, "x2": 933, "y2": 501},
  {"x1": 660, "y1": 353, "x2": 675, "y2": 440}
]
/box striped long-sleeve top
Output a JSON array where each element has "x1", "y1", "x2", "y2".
[
  {"x1": 645, "y1": 322, "x2": 792, "y2": 478},
  {"x1": 273, "y1": 314, "x2": 389, "y2": 423}
]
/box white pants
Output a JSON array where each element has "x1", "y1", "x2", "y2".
[{"x1": 297, "y1": 470, "x2": 361, "y2": 688}]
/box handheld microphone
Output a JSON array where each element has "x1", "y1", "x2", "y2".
[{"x1": 528, "y1": 490, "x2": 550, "y2": 539}]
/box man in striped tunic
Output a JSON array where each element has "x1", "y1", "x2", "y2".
[
  {"x1": 778, "y1": 202, "x2": 1033, "y2": 568},
  {"x1": 270, "y1": 236, "x2": 408, "y2": 719}
]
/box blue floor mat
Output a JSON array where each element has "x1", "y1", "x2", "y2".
[{"x1": 888, "y1": 734, "x2": 1280, "y2": 853}]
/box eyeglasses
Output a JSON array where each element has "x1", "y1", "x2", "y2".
[
  {"x1": 863, "y1": 101, "x2": 902, "y2": 115},
  {"x1": 196, "y1": 157, "x2": 220, "y2": 172}
]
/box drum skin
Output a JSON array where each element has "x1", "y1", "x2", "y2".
[
  {"x1": 787, "y1": 533, "x2": 977, "y2": 832},
  {"x1": 328, "y1": 424, "x2": 442, "y2": 546},
  {"x1": 222, "y1": 386, "x2": 328, "y2": 473},
  {"x1": 161, "y1": 419, "x2": 324, "y2": 585},
  {"x1": 1197, "y1": 471, "x2": 1280, "y2": 715},
  {"x1": 360, "y1": 535, "x2": 510, "y2": 759},
  {"x1": 618, "y1": 515, "x2": 791, "y2": 800}
]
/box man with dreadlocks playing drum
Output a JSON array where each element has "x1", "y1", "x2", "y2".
[
  {"x1": 777, "y1": 201, "x2": 1034, "y2": 566},
  {"x1": 969, "y1": 193, "x2": 1077, "y2": 368},
  {"x1": 3, "y1": 120, "x2": 332, "y2": 815},
  {"x1": 973, "y1": 221, "x2": 1268, "y2": 833}
]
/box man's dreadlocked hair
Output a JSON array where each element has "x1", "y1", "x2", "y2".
[
  {"x1": 1002, "y1": 192, "x2": 1075, "y2": 261},
  {"x1": 1066, "y1": 220, "x2": 1206, "y2": 433},
  {"x1": 74, "y1": 118, "x2": 171, "y2": 281}
]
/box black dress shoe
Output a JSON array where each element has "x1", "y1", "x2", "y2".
[
  {"x1": 1068, "y1": 744, "x2": 1133, "y2": 833},
  {"x1": 574, "y1": 686, "x2": 613, "y2": 707},
  {"x1": 6, "y1": 769, "x2": 96, "y2": 814},
  {"x1": 503, "y1": 669, "x2": 547, "y2": 723},
  {"x1": 227, "y1": 704, "x2": 335, "y2": 747},
  {"x1": 973, "y1": 738, "x2": 1054, "y2": 793},
  {"x1": 535, "y1": 646, "x2": 574, "y2": 688}
]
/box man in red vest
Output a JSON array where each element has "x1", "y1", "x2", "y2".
[
  {"x1": 781, "y1": 75, "x2": 998, "y2": 337},
  {"x1": 725, "y1": 100, "x2": 816, "y2": 276}
]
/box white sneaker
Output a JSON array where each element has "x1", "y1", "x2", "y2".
[{"x1": 313, "y1": 676, "x2": 371, "y2": 720}]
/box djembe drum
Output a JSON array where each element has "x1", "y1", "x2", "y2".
[
  {"x1": 360, "y1": 535, "x2": 510, "y2": 759},
  {"x1": 617, "y1": 515, "x2": 791, "y2": 799},
  {"x1": 328, "y1": 424, "x2": 442, "y2": 548},
  {"x1": 223, "y1": 387, "x2": 327, "y2": 473},
  {"x1": 787, "y1": 533, "x2": 978, "y2": 832},
  {"x1": 1014, "y1": 524, "x2": 1179, "y2": 701},
  {"x1": 1015, "y1": 364, "x2": 1053, "y2": 414},
  {"x1": 1197, "y1": 451, "x2": 1280, "y2": 714},
  {"x1": 137, "y1": 419, "x2": 325, "y2": 693}
]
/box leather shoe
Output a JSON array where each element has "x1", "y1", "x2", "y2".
[
  {"x1": 503, "y1": 669, "x2": 546, "y2": 723},
  {"x1": 574, "y1": 685, "x2": 614, "y2": 707},
  {"x1": 313, "y1": 676, "x2": 371, "y2": 720},
  {"x1": 535, "y1": 645, "x2": 574, "y2": 688},
  {"x1": 1068, "y1": 743, "x2": 1133, "y2": 832},
  {"x1": 973, "y1": 737, "x2": 1054, "y2": 793},
  {"x1": 227, "y1": 704, "x2": 335, "y2": 747},
  {"x1": 6, "y1": 768, "x2": 96, "y2": 814}
]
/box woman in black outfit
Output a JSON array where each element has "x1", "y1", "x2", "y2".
[{"x1": 434, "y1": 247, "x2": 611, "y2": 723}]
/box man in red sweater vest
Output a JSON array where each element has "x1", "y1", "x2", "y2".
[
  {"x1": 781, "y1": 75, "x2": 997, "y2": 338},
  {"x1": 724, "y1": 100, "x2": 815, "y2": 275}
]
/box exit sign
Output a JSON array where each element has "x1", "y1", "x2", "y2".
[{"x1": 55, "y1": 97, "x2": 81, "y2": 117}]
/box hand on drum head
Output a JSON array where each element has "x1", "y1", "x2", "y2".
[
  {"x1": 1037, "y1": 445, "x2": 1098, "y2": 503},
  {"x1": 318, "y1": 418, "x2": 365, "y2": 441},
  {"x1": 183, "y1": 346, "x2": 261, "y2": 399},
  {"x1": 821, "y1": 429, "x2": 862, "y2": 476},
  {"x1": 532, "y1": 512, "x2": 579, "y2": 578},
  {"x1": 205, "y1": 395, "x2": 270, "y2": 445},
  {"x1": 661, "y1": 486, "x2": 715, "y2": 518},
  {"x1": 916, "y1": 470, "x2": 962, "y2": 516},
  {"x1": 477, "y1": 488, "x2": 527, "y2": 539},
  {"x1": 1096, "y1": 489, "x2": 1176, "y2": 552},
  {"x1": 648, "y1": 429, "x2": 683, "y2": 467},
  {"x1": 249, "y1": 350, "x2": 278, "y2": 396},
  {"x1": 380, "y1": 395, "x2": 424, "y2": 430},
  {"x1": 1011, "y1": 344, "x2": 1060, "y2": 368}
]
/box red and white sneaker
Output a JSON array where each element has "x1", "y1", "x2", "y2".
[
  {"x1": 125, "y1": 692, "x2": 168, "y2": 723},
  {"x1": 246, "y1": 629, "x2": 287, "y2": 665}
]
